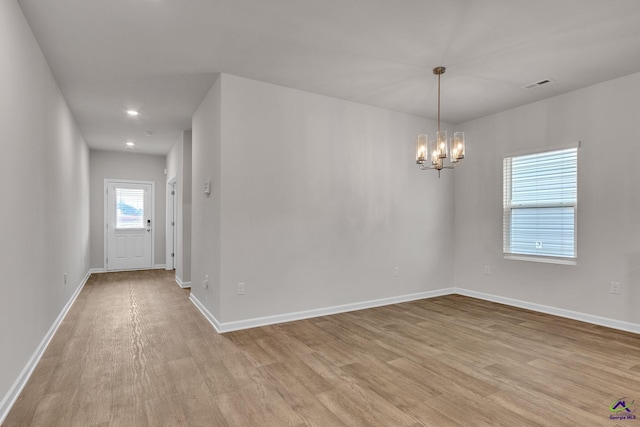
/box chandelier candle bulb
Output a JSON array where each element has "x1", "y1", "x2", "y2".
[
  {"x1": 450, "y1": 139, "x2": 458, "y2": 162},
  {"x1": 436, "y1": 130, "x2": 448, "y2": 158},
  {"x1": 450, "y1": 132, "x2": 465, "y2": 162},
  {"x1": 431, "y1": 150, "x2": 439, "y2": 166},
  {"x1": 416, "y1": 134, "x2": 428, "y2": 164},
  {"x1": 454, "y1": 132, "x2": 465, "y2": 160}
]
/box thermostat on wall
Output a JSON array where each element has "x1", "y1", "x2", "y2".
[{"x1": 204, "y1": 180, "x2": 211, "y2": 196}]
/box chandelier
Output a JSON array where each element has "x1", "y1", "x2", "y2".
[{"x1": 415, "y1": 66, "x2": 465, "y2": 177}]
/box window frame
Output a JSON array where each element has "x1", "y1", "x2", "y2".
[{"x1": 502, "y1": 145, "x2": 579, "y2": 265}]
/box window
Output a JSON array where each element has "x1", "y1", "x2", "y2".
[
  {"x1": 116, "y1": 187, "x2": 145, "y2": 229},
  {"x1": 503, "y1": 147, "x2": 577, "y2": 264}
]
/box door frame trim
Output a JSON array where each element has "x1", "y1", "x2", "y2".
[
  {"x1": 166, "y1": 177, "x2": 177, "y2": 271},
  {"x1": 103, "y1": 179, "x2": 155, "y2": 271}
]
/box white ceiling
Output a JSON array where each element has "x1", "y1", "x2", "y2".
[{"x1": 17, "y1": 0, "x2": 640, "y2": 155}]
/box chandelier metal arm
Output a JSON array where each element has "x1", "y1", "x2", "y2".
[{"x1": 418, "y1": 164, "x2": 456, "y2": 171}]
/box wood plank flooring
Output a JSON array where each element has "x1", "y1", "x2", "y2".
[{"x1": 4, "y1": 269, "x2": 640, "y2": 426}]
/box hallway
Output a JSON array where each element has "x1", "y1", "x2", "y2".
[{"x1": 3, "y1": 270, "x2": 236, "y2": 426}]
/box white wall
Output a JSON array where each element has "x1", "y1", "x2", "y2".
[
  {"x1": 89, "y1": 150, "x2": 167, "y2": 269},
  {"x1": 192, "y1": 75, "x2": 222, "y2": 318},
  {"x1": 192, "y1": 73, "x2": 453, "y2": 324},
  {"x1": 454, "y1": 72, "x2": 640, "y2": 325},
  {"x1": 166, "y1": 137, "x2": 180, "y2": 184},
  {"x1": 0, "y1": 0, "x2": 90, "y2": 418},
  {"x1": 182, "y1": 133, "x2": 192, "y2": 283},
  {"x1": 166, "y1": 130, "x2": 192, "y2": 285}
]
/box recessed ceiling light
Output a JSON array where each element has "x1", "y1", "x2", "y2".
[
  {"x1": 126, "y1": 141, "x2": 135, "y2": 146},
  {"x1": 127, "y1": 110, "x2": 139, "y2": 116}
]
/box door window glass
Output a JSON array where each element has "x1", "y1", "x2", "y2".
[{"x1": 116, "y1": 188, "x2": 144, "y2": 229}]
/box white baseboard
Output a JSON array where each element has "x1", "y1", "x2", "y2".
[
  {"x1": 191, "y1": 288, "x2": 455, "y2": 334},
  {"x1": 190, "y1": 285, "x2": 640, "y2": 335},
  {"x1": 454, "y1": 288, "x2": 640, "y2": 335},
  {"x1": 91, "y1": 265, "x2": 166, "y2": 273},
  {"x1": 175, "y1": 277, "x2": 191, "y2": 289},
  {"x1": 190, "y1": 294, "x2": 221, "y2": 333},
  {"x1": 0, "y1": 269, "x2": 92, "y2": 425}
]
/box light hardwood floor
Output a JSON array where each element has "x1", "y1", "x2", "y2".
[{"x1": 4, "y1": 270, "x2": 640, "y2": 426}]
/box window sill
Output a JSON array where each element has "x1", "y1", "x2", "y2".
[{"x1": 504, "y1": 254, "x2": 577, "y2": 266}]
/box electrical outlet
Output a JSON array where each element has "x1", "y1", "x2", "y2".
[
  {"x1": 610, "y1": 282, "x2": 621, "y2": 295},
  {"x1": 202, "y1": 275, "x2": 209, "y2": 289},
  {"x1": 535, "y1": 241, "x2": 543, "y2": 249},
  {"x1": 237, "y1": 282, "x2": 245, "y2": 295},
  {"x1": 483, "y1": 265, "x2": 491, "y2": 275},
  {"x1": 393, "y1": 267, "x2": 399, "y2": 277},
  {"x1": 64, "y1": 273, "x2": 67, "y2": 285}
]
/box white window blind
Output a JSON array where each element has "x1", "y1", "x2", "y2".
[
  {"x1": 503, "y1": 147, "x2": 577, "y2": 262},
  {"x1": 116, "y1": 187, "x2": 145, "y2": 229}
]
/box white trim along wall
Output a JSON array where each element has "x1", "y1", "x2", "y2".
[{"x1": 190, "y1": 287, "x2": 640, "y2": 335}]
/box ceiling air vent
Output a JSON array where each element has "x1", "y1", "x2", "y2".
[{"x1": 522, "y1": 78, "x2": 555, "y2": 90}]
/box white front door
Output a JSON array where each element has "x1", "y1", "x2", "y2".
[{"x1": 105, "y1": 180, "x2": 153, "y2": 271}]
